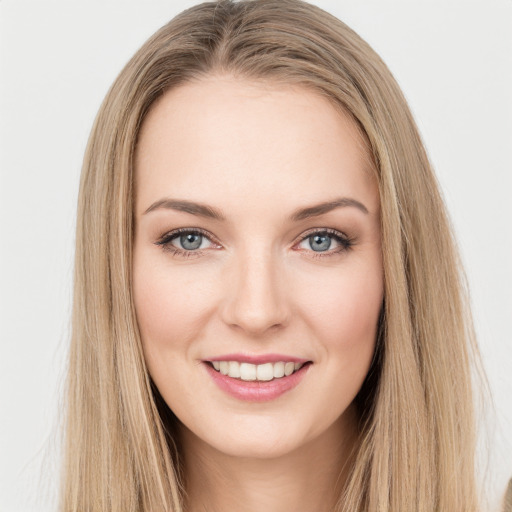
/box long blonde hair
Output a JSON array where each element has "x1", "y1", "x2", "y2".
[{"x1": 61, "y1": 1, "x2": 482, "y2": 510}]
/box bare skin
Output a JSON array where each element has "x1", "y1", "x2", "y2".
[
  {"x1": 180, "y1": 404, "x2": 358, "y2": 512},
  {"x1": 133, "y1": 75, "x2": 383, "y2": 512}
]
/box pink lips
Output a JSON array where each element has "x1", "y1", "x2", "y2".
[{"x1": 202, "y1": 354, "x2": 312, "y2": 402}]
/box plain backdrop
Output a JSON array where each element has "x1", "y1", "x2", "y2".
[{"x1": 1, "y1": 1, "x2": 511, "y2": 511}]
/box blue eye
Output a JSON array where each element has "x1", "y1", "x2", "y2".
[
  {"x1": 297, "y1": 229, "x2": 352, "y2": 255},
  {"x1": 156, "y1": 228, "x2": 352, "y2": 257},
  {"x1": 156, "y1": 229, "x2": 216, "y2": 254},
  {"x1": 178, "y1": 232, "x2": 204, "y2": 250},
  {"x1": 308, "y1": 233, "x2": 332, "y2": 252}
]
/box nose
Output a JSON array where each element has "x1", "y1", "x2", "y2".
[{"x1": 219, "y1": 249, "x2": 290, "y2": 336}]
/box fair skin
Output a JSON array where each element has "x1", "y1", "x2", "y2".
[{"x1": 133, "y1": 75, "x2": 383, "y2": 512}]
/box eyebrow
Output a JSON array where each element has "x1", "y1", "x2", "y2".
[
  {"x1": 291, "y1": 197, "x2": 369, "y2": 220},
  {"x1": 143, "y1": 196, "x2": 368, "y2": 221},
  {"x1": 143, "y1": 198, "x2": 225, "y2": 220}
]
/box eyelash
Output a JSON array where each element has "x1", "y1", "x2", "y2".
[
  {"x1": 154, "y1": 227, "x2": 354, "y2": 259},
  {"x1": 155, "y1": 228, "x2": 218, "y2": 259},
  {"x1": 295, "y1": 228, "x2": 354, "y2": 259}
]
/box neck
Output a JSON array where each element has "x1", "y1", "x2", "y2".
[{"x1": 179, "y1": 406, "x2": 358, "y2": 512}]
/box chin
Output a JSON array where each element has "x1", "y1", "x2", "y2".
[
  {"x1": 178, "y1": 407, "x2": 351, "y2": 462},
  {"x1": 216, "y1": 434, "x2": 303, "y2": 460},
  {"x1": 177, "y1": 412, "x2": 309, "y2": 459}
]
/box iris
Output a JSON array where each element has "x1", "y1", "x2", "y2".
[
  {"x1": 309, "y1": 234, "x2": 331, "y2": 252},
  {"x1": 180, "y1": 233, "x2": 203, "y2": 250}
]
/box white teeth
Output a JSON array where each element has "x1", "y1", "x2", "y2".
[
  {"x1": 240, "y1": 363, "x2": 257, "y2": 381},
  {"x1": 210, "y1": 360, "x2": 307, "y2": 381},
  {"x1": 219, "y1": 361, "x2": 229, "y2": 375},
  {"x1": 284, "y1": 362, "x2": 295, "y2": 376},
  {"x1": 228, "y1": 361, "x2": 240, "y2": 378},
  {"x1": 273, "y1": 361, "x2": 285, "y2": 378},
  {"x1": 256, "y1": 363, "x2": 274, "y2": 381}
]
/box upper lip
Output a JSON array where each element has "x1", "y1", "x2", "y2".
[{"x1": 204, "y1": 353, "x2": 311, "y2": 364}]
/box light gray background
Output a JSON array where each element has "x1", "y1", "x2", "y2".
[{"x1": 1, "y1": 1, "x2": 511, "y2": 511}]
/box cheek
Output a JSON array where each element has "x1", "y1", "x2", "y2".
[
  {"x1": 294, "y1": 257, "x2": 383, "y2": 362},
  {"x1": 132, "y1": 254, "x2": 217, "y2": 360}
]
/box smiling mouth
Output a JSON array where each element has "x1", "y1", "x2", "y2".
[{"x1": 206, "y1": 361, "x2": 311, "y2": 381}]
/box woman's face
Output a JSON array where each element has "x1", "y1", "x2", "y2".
[{"x1": 133, "y1": 76, "x2": 383, "y2": 458}]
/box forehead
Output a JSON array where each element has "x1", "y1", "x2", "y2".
[{"x1": 134, "y1": 75, "x2": 378, "y2": 216}]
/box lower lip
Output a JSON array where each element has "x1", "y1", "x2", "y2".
[{"x1": 203, "y1": 362, "x2": 311, "y2": 402}]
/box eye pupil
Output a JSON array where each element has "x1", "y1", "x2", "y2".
[
  {"x1": 309, "y1": 234, "x2": 331, "y2": 252},
  {"x1": 180, "y1": 233, "x2": 202, "y2": 250}
]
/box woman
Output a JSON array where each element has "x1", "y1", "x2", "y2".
[{"x1": 61, "y1": 0, "x2": 483, "y2": 510}]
